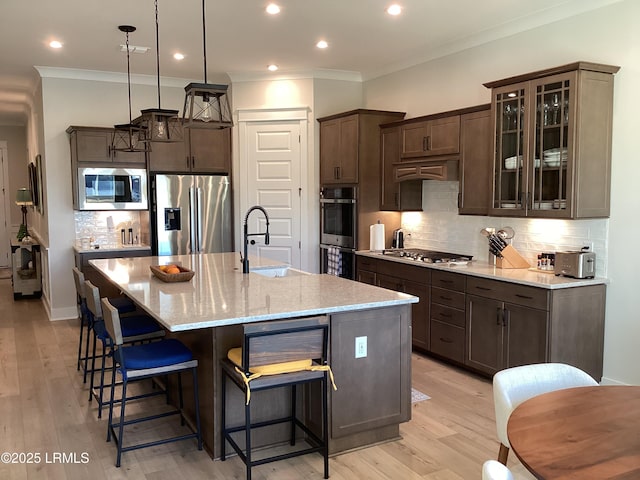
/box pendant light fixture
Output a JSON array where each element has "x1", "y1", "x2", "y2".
[
  {"x1": 182, "y1": 0, "x2": 232, "y2": 129},
  {"x1": 132, "y1": 0, "x2": 182, "y2": 142},
  {"x1": 112, "y1": 25, "x2": 150, "y2": 153}
]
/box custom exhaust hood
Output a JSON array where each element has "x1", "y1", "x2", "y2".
[{"x1": 394, "y1": 158, "x2": 459, "y2": 182}]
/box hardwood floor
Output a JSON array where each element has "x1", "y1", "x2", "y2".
[{"x1": 0, "y1": 278, "x2": 535, "y2": 479}]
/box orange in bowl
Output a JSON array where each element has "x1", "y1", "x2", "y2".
[{"x1": 165, "y1": 266, "x2": 181, "y2": 274}]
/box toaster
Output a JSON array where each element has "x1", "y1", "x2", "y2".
[{"x1": 554, "y1": 251, "x2": 596, "y2": 279}]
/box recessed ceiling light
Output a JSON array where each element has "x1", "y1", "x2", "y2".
[
  {"x1": 49, "y1": 40, "x2": 63, "y2": 49},
  {"x1": 267, "y1": 64, "x2": 279, "y2": 72},
  {"x1": 174, "y1": 53, "x2": 185, "y2": 60},
  {"x1": 386, "y1": 4, "x2": 402, "y2": 16},
  {"x1": 316, "y1": 40, "x2": 328, "y2": 49},
  {"x1": 266, "y1": 3, "x2": 280, "y2": 15}
]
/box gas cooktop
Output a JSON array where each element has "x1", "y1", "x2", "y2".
[{"x1": 382, "y1": 248, "x2": 473, "y2": 264}]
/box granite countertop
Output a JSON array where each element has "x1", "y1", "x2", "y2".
[
  {"x1": 74, "y1": 244, "x2": 151, "y2": 254},
  {"x1": 89, "y1": 252, "x2": 417, "y2": 332},
  {"x1": 356, "y1": 250, "x2": 607, "y2": 289}
]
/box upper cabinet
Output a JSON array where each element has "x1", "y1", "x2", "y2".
[
  {"x1": 148, "y1": 121, "x2": 231, "y2": 174},
  {"x1": 485, "y1": 62, "x2": 619, "y2": 218},
  {"x1": 319, "y1": 113, "x2": 360, "y2": 184},
  {"x1": 318, "y1": 110, "x2": 405, "y2": 186},
  {"x1": 400, "y1": 116, "x2": 460, "y2": 159},
  {"x1": 67, "y1": 126, "x2": 146, "y2": 167},
  {"x1": 380, "y1": 124, "x2": 423, "y2": 211},
  {"x1": 458, "y1": 108, "x2": 492, "y2": 215}
]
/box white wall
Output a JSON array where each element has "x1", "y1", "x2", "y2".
[
  {"x1": 39, "y1": 74, "x2": 188, "y2": 320},
  {"x1": 362, "y1": 0, "x2": 640, "y2": 385},
  {"x1": 0, "y1": 125, "x2": 28, "y2": 228}
]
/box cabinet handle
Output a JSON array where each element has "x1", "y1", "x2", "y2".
[
  {"x1": 503, "y1": 308, "x2": 510, "y2": 327},
  {"x1": 186, "y1": 156, "x2": 190, "y2": 168},
  {"x1": 515, "y1": 294, "x2": 534, "y2": 300},
  {"x1": 337, "y1": 166, "x2": 341, "y2": 179},
  {"x1": 423, "y1": 137, "x2": 427, "y2": 151},
  {"x1": 439, "y1": 296, "x2": 453, "y2": 301},
  {"x1": 426, "y1": 135, "x2": 431, "y2": 151},
  {"x1": 439, "y1": 279, "x2": 454, "y2": 284},
  {"x1": 439, "y1": 337, "x2": 453, "y2": 344},
  {"x1": 192, "y1": 156, "x2": 196, "y2": 168},
  {"x1": 496, "y1": 307, "x2": 502, "y2": 326},
  {"x1": 457, "y1": 192, "x2": 461, "y2": 208},
  {"x1": 475, "y1": 286, "x2": 492, "y2": 291},
  {"x1": 108, "y1": 145, "x2": 112, "y2": 157},
  {"x1": 438, "y1": 312, "x2": 452, "y2": 318}
]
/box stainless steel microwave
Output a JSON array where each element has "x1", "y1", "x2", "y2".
[{"x1": 77, "y1": 167, "x2": 148, "y2": 210}]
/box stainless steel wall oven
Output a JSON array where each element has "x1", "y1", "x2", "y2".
[{"x1": 320, "y1": 186, "x2": 357, "y2": 279}]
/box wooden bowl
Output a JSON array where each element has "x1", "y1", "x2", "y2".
[{"x1": 149, "y1": 265, "x2": 195, "y2": 283}]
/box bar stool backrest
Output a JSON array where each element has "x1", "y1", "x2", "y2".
[
  {"x1": 72, "y1": 267, "x2": 86, "y2": 301},
  {"x1": 241, "y1": 316, "x2": 328, "y2": 371},
  {"x1": 84, "y1": 280, "x2": 104, "y2": 321},
  {"x1": 101, "y1": 298, "x2": 124, "y2": 346}
]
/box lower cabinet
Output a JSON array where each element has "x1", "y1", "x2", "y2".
[
  {"x1": 356, "y1": 255, "x2": 606, "y2": 381},
  {"x1": 466, "y1": 294, "x2": 547, "y2": 375},
  {"x1": 465, "y1": 276, "x2": 605, "y2": 380},
  {"x1": 430, "y1": 271, "x2": 466, "y2": 363}
]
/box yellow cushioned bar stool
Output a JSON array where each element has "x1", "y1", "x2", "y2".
[{"x1": 221, "y1": 316, "x2": 336, "y2": 480}]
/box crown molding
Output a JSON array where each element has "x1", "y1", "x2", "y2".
[
  {"x1": 34, "y1": 66, "x2": 196, "y2": 88},
  {"x1": 228, "y1": 68, "x2": 362, "y2": 83}
]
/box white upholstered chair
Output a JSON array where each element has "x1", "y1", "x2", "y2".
[
  {"x1": 493, "y1": 362, "x2": 598, "y2": 464},
  {"x1": 482, "y1": 460, "x2": 514, "y2": 480}
]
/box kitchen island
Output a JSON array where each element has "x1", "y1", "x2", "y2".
[{"x1": 90, "y1": 253, "x2": 418, "y2": 458}]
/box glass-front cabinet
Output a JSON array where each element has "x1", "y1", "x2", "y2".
[{"x1": 486, "y1": 62, "x2": 619, "y2": 219}]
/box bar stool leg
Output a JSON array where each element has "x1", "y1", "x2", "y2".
[
  {"x1": 115, "y1": 378, "x2": 128, "y2": 468},
  {"x1": 221, "y1": 370, "x2": 227, "y2": 461},
  {"x1": 245, "y1": 399, "x2": 252, "y2": 480},
  {"x1": 192, "y1": 367, "x2": 203, "y2": 450},
  {"x1": 290, "y1": 384, "x2": 297, "y2": 445},
  {"x1": 107, "y1": 360, "x2": 117, "y2": 443},
  {"x1": 83, "y1": 326, "x2": 94, "y2": 384},
  {"x1": 322, "y1": 374, "x2": 329, "y2": 479},
  {"x1": 97, "y1": 340, "x2": 111, "y2": 418},
  {"x1": 177, "y1": 372, "x2": 185, "y2": 426},
  {"x1": 77, "y1": 320, "x2": 85, "y2": 371}
]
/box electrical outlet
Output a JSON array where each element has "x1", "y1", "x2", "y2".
[{"x1": 355, "y1": 336, "x2": 367, "y2": 358}]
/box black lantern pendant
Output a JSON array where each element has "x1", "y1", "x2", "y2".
[
  {"x1": 112, "y1": 25, "x2": 150, "y2": 153},
  {"x1": 182, "y1": 0, "x2": 232, "y2": 129},
  {"x1": 133, "y1": 0, "x2": 182, "y2": 142}
]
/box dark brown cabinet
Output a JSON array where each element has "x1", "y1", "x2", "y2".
[
  {"x1": 458, "y1": 108, "x2": 492, "y2": 215},
  {"x1": 319, "y1": 114, "x2": 359, "y2": 184},
  {"x1": 485, "y1": 62, "x2": 619, "y2": 218},
  {"x1": 465, "y1": 275, "x2": 605, "y2": 380},
  {"x1": 67, "y1": 126, "x2": 146, "y2": 166},
  {"x1": 430, "y1": 271, "x2": 466, "y2": 363},
  {"x1": 148, "y1": 123, "x2": 231, "y2": 174},
  {"x1": 400, "y1": 116, "x2": 460, "y2": 159}
]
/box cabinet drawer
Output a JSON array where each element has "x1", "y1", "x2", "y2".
[
  {"x1": 431, "y1": 286, "x2": 465, "y2": 310},
  {"x1": 357, "y1": 256, "x2": 378, "y2": 273},
  {"x1": 377, "y1": 259, "x2": 431, "y2": 284},
  {"x1": 431, "y1": 303, "x2": 465, "y2": 328},
  {"x1": 466, "y1": 277, "x2": 549, "y2": 310},
  {"x1": 431, "y1": 270, "x2": 465, "y2": 291},
  {"x1": 430, "y1": 320, "x2": 464, "y2": 363}
]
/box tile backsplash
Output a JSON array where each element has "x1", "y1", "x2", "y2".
[
  {"x1": 400, "y1": 181, "x2": 608, "y2": 276},
  {"x1": 74, "y1": 211, "x2": 145, "y2": 248}
]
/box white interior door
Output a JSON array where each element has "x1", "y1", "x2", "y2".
[
  {"x1": 0, "y1": 143, "x2": 10, "y2": 267},
  {"x1": 246, "y1": 122, "x2": 301, "y2": 267}
]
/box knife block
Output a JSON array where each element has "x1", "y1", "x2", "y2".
[{"x1": 496, "y1": 245, "x2": 531, "y2": 269}]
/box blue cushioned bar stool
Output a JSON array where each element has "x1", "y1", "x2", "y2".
[
  {"x1": 72, "y1": 267, "x2": 136, "y2": 381},
  {"x1": 101, "y1": 298, "x2": 203, "y2": 467},
  {"x1": 221, "y1": 316, "x2": 333, "y2": 480},
  {"x1": 84, "y1": 280, "x2": 165, "y2": 418}
]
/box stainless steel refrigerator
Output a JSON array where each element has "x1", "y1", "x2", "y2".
[{"x1": 151, "y1": 174, "x2": 232, "y2": 256}]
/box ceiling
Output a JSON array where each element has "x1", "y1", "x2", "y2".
[{"x1": 0, "y1": 0, "x2": 619, "y2": 124}]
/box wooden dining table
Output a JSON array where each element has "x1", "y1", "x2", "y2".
[{"x1": 507, "y1": 385, "x2": 640, "y2": 479}]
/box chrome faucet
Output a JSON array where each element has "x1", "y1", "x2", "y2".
[{"x1": 242, "y1": 205, "x2": 270, "y2": 273}]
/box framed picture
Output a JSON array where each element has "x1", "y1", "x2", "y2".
[{"x1": 30, "y1": 154, "x2": 44, "y2": 214}]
